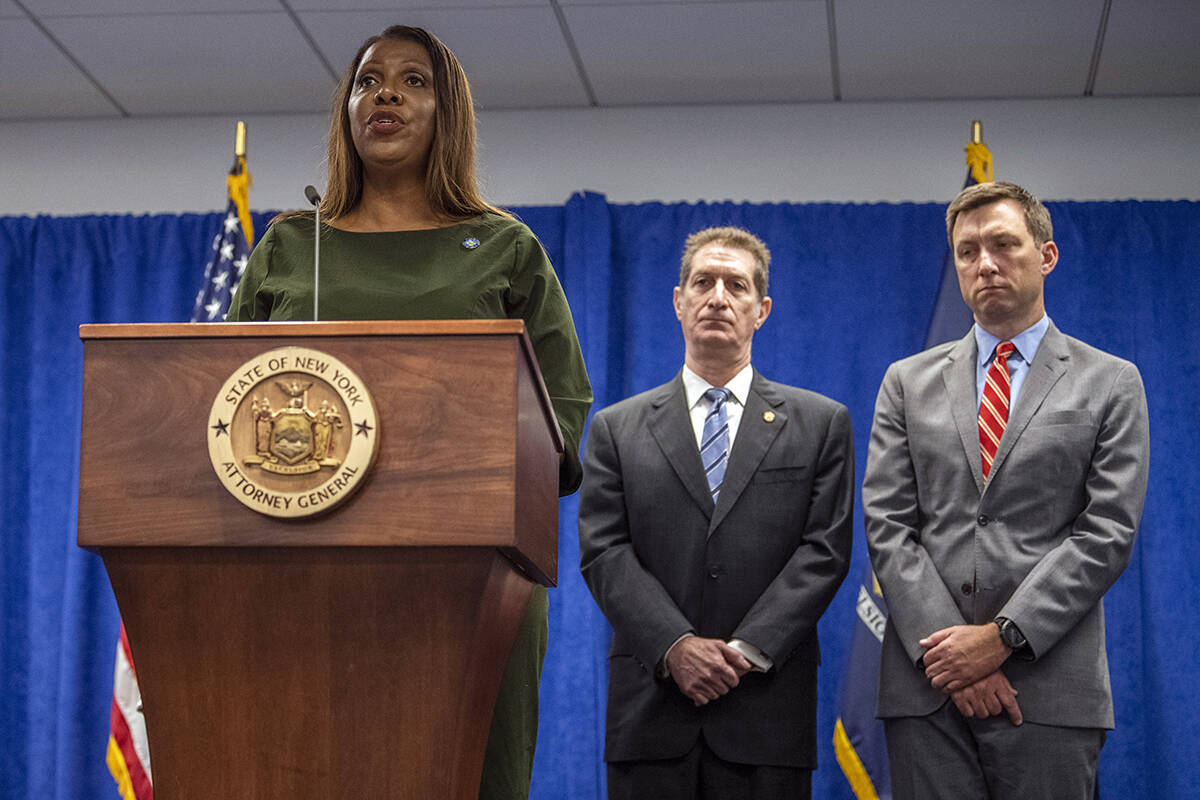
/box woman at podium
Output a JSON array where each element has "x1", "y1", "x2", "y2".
[{"x1": 227, "y1": 25, "x2": 591, "y2": 800}]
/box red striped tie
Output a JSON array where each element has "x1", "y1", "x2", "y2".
[{"x1": 979, "y1": 341, "x2": 1015, "y2": 479}]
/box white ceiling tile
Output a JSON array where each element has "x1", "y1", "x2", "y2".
[
  {"x1": 40, "y1": 12, "x2": 336, "y2": 116},
  {"x1": 20, "y1": 0, "x2": 280, "y2": 14},
  {"x1": 0, "y1": 18, "x2": 120, "y2": 119},
  {"x1": 557, "y1": 0, "x2": 786, "y2": 4},
  {"x1": 299, "y1": 8, "x2": 590, "y2": 109},
  {"x1": 0, "y1": 1, "x2": 1189, "y2": 122},
  {"x1": 564, "y1": 1, "x2": 832, "y2": 105},
  {"x1": 290, "y1": 0, "x2": 526, "y2": 9},
  {"x1": 1094, "y1": 0, "x2": 1200, "y2": 96},
  {"x1": 836, "y1": 0, "x2": 1101, "y2": 100}
]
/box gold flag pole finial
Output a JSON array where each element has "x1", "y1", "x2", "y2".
[
  {"x1": 966, "y1": 120, "x2": 993, "y2": 184},
  {"x1": 228, "y1": 121, "x2": 254, "y2": 243}
]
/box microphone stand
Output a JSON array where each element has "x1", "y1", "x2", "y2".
[{"x1": 304, "y1": 185, "x2": 322, "y2": 321}]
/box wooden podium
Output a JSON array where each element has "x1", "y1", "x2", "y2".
[{"x1": 77, "y1": 320, "x2": 563, "y2": 799}]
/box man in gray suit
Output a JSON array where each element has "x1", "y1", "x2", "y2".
[
  {"x1": 863, "y1": 182, "x2": 1149, "y2": 800},
  {"x1": 579, "y1": 226, "x2": 853, "y2": 799}
]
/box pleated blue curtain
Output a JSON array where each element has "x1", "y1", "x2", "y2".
[{"x1": 2, "y1": 198, "x2": 1197, "y2": 800}]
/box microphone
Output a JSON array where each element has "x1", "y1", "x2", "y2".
[{"x1": 304, "y1": 185, "x2": 321, "y2": 321}]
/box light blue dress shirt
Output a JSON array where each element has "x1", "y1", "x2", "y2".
[{"x1": 974, "y1": 315, "x2": 1051, "y2": 413}]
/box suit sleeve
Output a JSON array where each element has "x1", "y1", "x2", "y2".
[
  {"x1": 506, "y1": 228, "x2": 592, "y2": 496},
  {"x1": 996, "y1": 361, "x2": 1149, "y2": 658},
  {"x1": 225, "y1": 224, "x2": 275, "y2": 321},
  {"x1": 578, "y1": 410, "x2": 695, "y2": 669},
  {"x1": 730, "y1": 403, "x2": 855, "y2": 668},
  {"x1": 864, "y1": 363, "x2": 968, "y2": 665}
]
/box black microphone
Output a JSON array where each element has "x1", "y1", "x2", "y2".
[{"x1": 304, "y1": 186, "x2": 321, "y2": 321}]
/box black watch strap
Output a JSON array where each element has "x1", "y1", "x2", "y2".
[{"x1": 995, "y1": 617, "x2": 1028, "y2": 650}]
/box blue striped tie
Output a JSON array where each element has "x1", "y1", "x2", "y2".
[{"x1": 701, "y1": 387, "x2": 732, "y2": 503}]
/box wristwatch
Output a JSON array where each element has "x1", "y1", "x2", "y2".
[{"x1": 995, "y1": 617, "x2": 1028, "y2": 651}]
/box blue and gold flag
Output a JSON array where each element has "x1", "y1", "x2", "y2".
[
  {"x1": 833, "y1": 124, "x2": 993, "y2": 800},
  {"x1": 834, "y1": 570, "x2": 891, "y2": 800},
  {"x1": 925, "y1": 125, "x2": 993, "y2": 345}
]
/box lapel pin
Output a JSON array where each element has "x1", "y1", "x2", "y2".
[
  {"x1": 461, "y1": 237, "x2": 480, "y2": 250},
  {"x1": 763, "y1": 410, "x2": 776, "y2": 423}
]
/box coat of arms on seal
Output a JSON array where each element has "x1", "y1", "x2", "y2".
[
  {"x1": 244, "y1": 380, "x2": 345, "y2": 474},
  {"x1": 207, "y1": 347, "x2": 379, "y2": 518}
]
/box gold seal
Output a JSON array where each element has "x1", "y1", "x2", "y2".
[
  {"x1": 207, "y1": 346, "x2": 379, "y2": 518},
  {"x1": 763, "y1": 410, "x2": 776, "y2": 423}
]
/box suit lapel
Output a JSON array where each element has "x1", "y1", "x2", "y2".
[
  {"x1": 943, "y1": 331, "x2": 986, "y2": 494},
  {"x1": 985, "y1": 323, "x2": 1070, "y2": 488},
  {"x1": 646, "y1": 375, "x2": 714, "y2": 514},
  {"x1": 709, "y1": 372, "x2": 786, "y2": 533}
]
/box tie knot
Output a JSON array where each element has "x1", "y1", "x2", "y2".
[
  {"x1": 995, "y1": 341, "x2": 1015, "y2": 361},
  {"x1": 704, "y1": 387, "x2": 731, "y2": 410}
]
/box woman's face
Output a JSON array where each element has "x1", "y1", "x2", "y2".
[{"x1": 347, "y1": 38, "x2": 437, "y2": 177}]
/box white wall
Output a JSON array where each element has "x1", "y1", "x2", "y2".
[{"x1": 2, "y1": 96, "x2": 1198, "y2": 216}]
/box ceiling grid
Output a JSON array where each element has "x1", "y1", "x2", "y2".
[{"x1": 0, "y1": 0, "x2": 1195, "y2": 120}]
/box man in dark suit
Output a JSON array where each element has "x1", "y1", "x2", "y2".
[
  {"x1": 863, "y1": 182, "x2": 1150, "y2": 800},
  {"x1": 578, "y1": 226, "x2": 854, "y2": 799}
]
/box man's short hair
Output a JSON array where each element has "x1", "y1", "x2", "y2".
[
  {"x1": 679, "y1": 226, "x2": 771, "y2": 299},
  {"x1": 945, "y1": 181, "x2": 1054, "y2": 247}
]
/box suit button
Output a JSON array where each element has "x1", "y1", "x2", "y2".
[
  {"x1": 708, "y1": 565, "x2": 721, "y2": 578},
  {"x1": 961, "y1": 583, "x2": 973, "y2": 595},
  {"x1": 978, "y1": 514, "x2": 990, "y2": 526}
]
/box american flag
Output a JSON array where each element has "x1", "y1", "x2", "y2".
[
  {"x1": 106, "y1": 623, "x2": 153, "y2": 800},
  {"x1": 107, "y1": 137, "x2": 253, "y2": 800},
  {"x1": 192, "y1": 152, "x2": 253, "y2": 322}
]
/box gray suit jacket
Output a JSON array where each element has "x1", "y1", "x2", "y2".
[
  {"x1": 863, "y1": 323, "x2": 1149, "y2": 728},
  {"x1": 578, "y1": 370, "x2": 853, "y2": 768}
]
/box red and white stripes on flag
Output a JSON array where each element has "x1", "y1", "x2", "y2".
[
  {"x1": 106, "y1": 623, "x2": 153, "y2": 800},
  {"x1": 979, "y1": 341, "x2": 1015, "y2": 478}
]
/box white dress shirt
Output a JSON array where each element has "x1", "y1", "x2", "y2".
[{"x1": 665, "y1": 364, "x2": 773, "y2": 674}]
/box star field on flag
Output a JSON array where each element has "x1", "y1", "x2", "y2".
[{"x1": 192, "y1": 205, "x2": 251, "y2": 322}]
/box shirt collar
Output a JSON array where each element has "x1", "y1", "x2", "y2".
[
  {"x1": 682, "y1": 363, "x2": 754, "y2": 410},
  {"x1": 974, "y1": 314, "x2": 1050, "y2": 367}
]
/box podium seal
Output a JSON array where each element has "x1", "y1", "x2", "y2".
[{"x1": 207, "y1": 346, "x2": 379, "y2": 518}]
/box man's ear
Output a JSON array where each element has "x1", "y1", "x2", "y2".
[
  {"x1": 755, "y1": 296, "x2": 772, "y2": 329},
  {"x1": 1040, "y1": 240, "x2": 1058, "y2": 277}
]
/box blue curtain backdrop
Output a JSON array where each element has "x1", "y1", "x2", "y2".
[{"x1": 2, "y1": 196, "x2": 1197, "y2": 799}]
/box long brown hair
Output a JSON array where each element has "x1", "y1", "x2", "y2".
[{"x1": 318, "y1": 25, "x2": 508, "y2": 223}]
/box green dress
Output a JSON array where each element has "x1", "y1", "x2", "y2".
[{"x1": 227, "y1": 213, "x2": 592, "y2": 799}]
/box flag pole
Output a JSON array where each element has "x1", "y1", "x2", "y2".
[{"x1": 227, "y1": 121, "x2": 254, "y2": 248}]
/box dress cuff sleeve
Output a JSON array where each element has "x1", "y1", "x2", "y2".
[{"x1": 727, "y1": 638, "x2": 773, "y2": 673}]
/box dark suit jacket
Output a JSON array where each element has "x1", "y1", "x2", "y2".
[
  {"x1": 863, "y1": 324, "x2": 1150, "y2": 728},
  {"x1": 578, "y1": 370, "x2": 854, "y2": 768}
]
